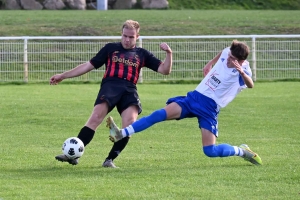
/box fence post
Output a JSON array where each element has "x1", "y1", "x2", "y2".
[
  {"x1": 24, "y1": 38, "x2": 28, "y2": 83},
  {"x1": 97, "y1": 0, "x2": 107, "y2": 10},
  {"x1": 138, "y1": 37, "x2": 143, "y2": 83},
  {"x1": 251, "y1": 36, "x2": 256, "y2": 81}
]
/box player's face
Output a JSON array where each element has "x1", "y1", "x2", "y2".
[
  {"x1": 121, "y1": 28, "x2": 139, "y2": 49},
  {"x1": 227, "y1": 52, "x2": 244, "y2": 68}
]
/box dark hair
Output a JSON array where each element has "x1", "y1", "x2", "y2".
[{"x1": 230, "y1": 40, "x2": 250, "y2": 60}]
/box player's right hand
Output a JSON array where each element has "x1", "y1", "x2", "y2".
[{"x1": 50, "y1": 74, "x2": 63, "y2": 85}]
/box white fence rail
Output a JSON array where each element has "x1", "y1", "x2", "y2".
[{"x1": 0, "y1": 35, "x2": 300, "y2": 82}]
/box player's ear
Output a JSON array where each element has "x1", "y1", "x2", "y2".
[{"x1": 238, "y1": 60, "x2": 245, "y2": 65}]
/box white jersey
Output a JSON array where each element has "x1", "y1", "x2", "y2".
[{"x1": 195, "y1": 47, "x2": 252, "y2": 108}]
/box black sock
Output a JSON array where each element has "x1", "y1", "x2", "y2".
[
  {"x1": 77, "y1": 126, "x2": 95, "y2": 146},
  {"x1": 105, "y1": 137, "x2": 130, "y2": 161}
]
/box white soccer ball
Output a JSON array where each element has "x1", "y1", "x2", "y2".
[{"x1": 62, "y1": 137, "x2": 85, "y2": 159}]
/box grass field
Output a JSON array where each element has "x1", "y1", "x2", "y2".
[
  {"x1": 1, "y1": 9, "x2": 299, "y2": 199},
  {"x1": 0, "y1": 82, "x2": 299, "y2": 199},
  {"x1": 1, "y1": 10, "x2": 300, "y2": 36}
]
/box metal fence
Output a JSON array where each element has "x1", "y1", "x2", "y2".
[{"x1": 0, "y1": 35, "x2": 300, "y2": 82}]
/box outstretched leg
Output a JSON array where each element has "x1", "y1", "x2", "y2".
[
  {"x1": 107, "y1": 103, "x2": 182, "y2": 142},
  {"x1": 201, "y1": 128, "x2": 262, "y2": 165},
  {"x1": 107, "y1": 109, "x2": 168, "y2": 142}
]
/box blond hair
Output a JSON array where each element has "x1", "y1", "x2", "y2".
[{"x1": 122, "y1": 20, "x2": 140, "y2": 33}]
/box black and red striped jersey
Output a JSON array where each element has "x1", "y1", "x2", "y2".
[{"x1": 90, "y1": 42, "x2": 162, "y2": 85}]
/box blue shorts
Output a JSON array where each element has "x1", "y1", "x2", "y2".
[{"x1": 166, "y1": 90, "x2": 220, "y2": 137}]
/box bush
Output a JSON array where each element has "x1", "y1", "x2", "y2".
[{"x1": 167, "y1": 0, "x2": 300, "y2": 10}]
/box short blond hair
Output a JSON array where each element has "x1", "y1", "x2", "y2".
[{"x1": 122, "y1": 20, "x2": 140, "y2": 33}]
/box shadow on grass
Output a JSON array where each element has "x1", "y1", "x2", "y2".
[{"x1": 1, "y1": 161, "x2": 258, "y2": 180}]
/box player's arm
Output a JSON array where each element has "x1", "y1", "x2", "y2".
[
  {"x1": 203, "y1": 51, "x2": 222, "y2": 76},
  {"x1": 240, "y1": 71, "x2": 254, "y2": 88},
  {"x1": 157, "y1": 43, "x2": 173, "y2": 75},
  {"x1": 232, "y1": 60, "x2": 254, "y2": 88},
  {"x1": 50, "y1": 62, "x2": 94, "y2": 85},
  {"x1": 62, "y1": 62, "x2": 94, "y2": 78}
]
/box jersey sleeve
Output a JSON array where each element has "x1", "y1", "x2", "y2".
[
  {"x1": 244, "y1": 64, "x2": 252, "y2": 77},
  {"x1": 239, "y1": 62, "x2": 252, "y2": 87},
  {"x1": 90, "y1": 43, "x2": 109, "y2": 69},
  {"x1": 143, "y1": 49, "x2": 162, "y2": 72},
  {"x1": 221, "y1": 47, "x2": 230, "y2": 58}
]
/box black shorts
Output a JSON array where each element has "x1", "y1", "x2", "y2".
[{"x1": 94, "y1": 77, "x2": 142, "y2": 115}]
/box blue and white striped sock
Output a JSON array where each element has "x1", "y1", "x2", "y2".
[
  {"x1": 233, "y1": 146, "x2": 244, "y2": 157},
  {"x1": 121, "y1": 109, "x2": 167, "y2": 137}
]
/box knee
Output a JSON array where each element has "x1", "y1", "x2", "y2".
[
  {"x1": 203, "y1": 145, "x2": 218, "y2": 157},
  {"x1": 87, "y1": 113, "x2": 103, "y2": 128},
  {"x1": 91, "y1": 113, "x2": 103, "y2": 122},
  {"x1": 122, "y1": 117, "x2": 136, "y2": 127}
]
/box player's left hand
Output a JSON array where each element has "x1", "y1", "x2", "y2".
[
  {"x1": 160, "y1": 43, "x2": 172, "y2": 53},
  {"x1": 232, "y1": 60, "x2": 243, "y2": 74}
]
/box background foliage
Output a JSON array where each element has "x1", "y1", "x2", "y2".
[
  {"x1": 168, "y1": 0, "x2": 300, "y2": 10},
  {"x1": 1, "y1": 0, "x2": 300, "y2": 9}
]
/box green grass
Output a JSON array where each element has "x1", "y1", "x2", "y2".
[
  {"x1": 0, "y1": 82, "x2": 300, "y2": 199},
  {"x1": 0, "y1": 9, "x2": 300, "y2": 199},
  {"x1": 1, "y1": 10, "x2": 300, "y2": 36}
]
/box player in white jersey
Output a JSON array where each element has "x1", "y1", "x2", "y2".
[
  {"x1": 196, "y1": 47, "x2": 252, "y2": 108},
  {"x1": 106, "y1": 40, "x2": 262, "y2": 166}
]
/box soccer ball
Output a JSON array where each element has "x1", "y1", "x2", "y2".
[{"x1": 62, "y1": 137, "x2": 85, "y2": 159}]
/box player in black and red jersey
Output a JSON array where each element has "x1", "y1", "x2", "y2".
[{"x1": 50, "y1": 19, "x2": 172, "y2": 167}]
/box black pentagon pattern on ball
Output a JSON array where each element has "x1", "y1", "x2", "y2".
[
  {"x1": 70, "y1": 138, "x2": 78, "y2": 144},
  {"x1": 79, "y1": 146, "x2": 84, "y2": 152},
  {"x1": 68, "y1": 148, "x2": 76, "y2": 156}
]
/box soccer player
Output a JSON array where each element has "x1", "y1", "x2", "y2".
[
  {"x1": 50, "y1": 20, "x2": 173, "y2": 167},
  {"x1": 106, "y1": 40, "x2": 262, "y2": 166}
]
